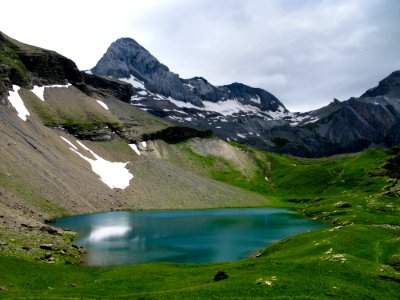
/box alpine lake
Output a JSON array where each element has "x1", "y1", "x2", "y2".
[{"x1": 50, "y1": 208, "x2": 326, "y2": 267}]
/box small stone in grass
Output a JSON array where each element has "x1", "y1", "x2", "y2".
[{"x1": 214, "y1": 270, "x2": 229, "y2": 281}]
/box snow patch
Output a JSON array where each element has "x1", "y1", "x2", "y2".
[
  {"x1": 31, "y1": 86, "x2": 45, "y2": 101},
  {"x1": 119, "y1": 75, "x2": 145, "y2": 89},
  {"x1": 96, "y1": 100, "x2": 109, "y2": 110},
  {"x1": 237, "y1": 133, "x2": 246, "y2": 138},
  {"x1": 60, "y1": 136, "x2": 77, "y2": 150},
  {"x1": 202, "y1": 99, "x2": 261, "y2": 116},
  {"x1": 166, "y1": 97, "x2": 201, "y2": 109},
  {"x1": 131, "y1": 95, "x2": 144, "y2": 101},
  {"x1": 250, "y1": 95, "x2": 261, "y2": 104},
  {"x1": 162, "y1": 108, "x2": 187, "y2": 115},
  {"x1": 31, "y1": 84, "x2": 71, "y2": 101},
  {"x1": 267, "y1": 108, "x2": 290, "y2": 120},
  {"x1": 8, "y1": 85, "x2": 30, "y2": 121},
  {"x1": 305, "y1": 117, "x2": 319, "y2": 124},
  {"x1": 62, "y1": 138, "x2": 133, "y2": 189},
  {"x1": 168, "y1": 115, "x2": 184, "y2": 122},
  {"x1": 184, "y1": 83, "x2": 195, "y2": 90},
  {"x1": 141, "y1": 141, "x2": 147, "y2": 148},
  {"x1": 129, "y1": 144, "x2": 141, "y2": 155},
  {"x1": 137, "y1": 90, "x2": 148, "y2": 96}
]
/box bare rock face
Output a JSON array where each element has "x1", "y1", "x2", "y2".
[
  {"x1": 92, "y1": 38, "x2": 204, "y2": 106},
  {"x1": 361, "y1": 71, "x2": 400, "y2": 99},
  {"x1": 142, "y1": 126, "x2": 213, "y2": 144},
  {"x1": 81, "y1": 73, "x2": 134, "y2": 103}
]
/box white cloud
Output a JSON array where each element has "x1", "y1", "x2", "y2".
[{"x1": 1, "y1": 0, "x2": 399, "y2": 112}]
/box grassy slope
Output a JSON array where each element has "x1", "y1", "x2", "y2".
[{"x1": 1, "y1": 141, "x2": 399, "y2": 298}]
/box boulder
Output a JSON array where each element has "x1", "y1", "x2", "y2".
[
  {"x1": 39, "y1": 244, "x2": 56, "y2": 250},
  {"x1": 213, "y1": 270, "x2": 229, "y2": 281},
  {"x1": 40, "y1": 225, "x2": 60, "y2": 235}
]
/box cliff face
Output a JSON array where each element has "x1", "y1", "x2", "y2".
[
  {"x1": 361, "y1": 71, "x2": 400, "y2": 99},
  {"x1": 0, "y1": 32, "x2": 134, "y2": 106},
  {"x1": 0, "y1": 32, "x2": 82, "y2": 94}
]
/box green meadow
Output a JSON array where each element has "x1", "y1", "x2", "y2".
[{"x1": 0, "y1": 145, "x2": 399, "y2": 299}]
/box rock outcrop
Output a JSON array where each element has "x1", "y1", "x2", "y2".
[
  {"x1": 81, "y1": 73, "x2": 134, "y2": 103},
  {"x1": 0, "y1": 31, "x2": 82, "y2": 93}
]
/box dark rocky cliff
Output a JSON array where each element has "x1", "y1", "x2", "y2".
[
  {"x1": 0, "y1": 32, "x2": 134, "y2": 105},
  {"x1": 0, "y1": 32, "x2": 82, "y2": 92},
  {"x1": 361, "y1": 71, "x2": 400, "y2": 99}
]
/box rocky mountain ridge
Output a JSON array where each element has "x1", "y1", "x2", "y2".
[
  {"x1": 92, "y1": 38, "x2": 284, "y2": 111},
  {"x1": 92, "y1": 37, "x2": 400, "y2": 157}
]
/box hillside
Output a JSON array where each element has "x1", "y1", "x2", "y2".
[{"x1": 0, "y1": 33, "x2": 399, "y2": 299}]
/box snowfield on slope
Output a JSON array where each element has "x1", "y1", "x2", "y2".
[
  {"x1": 8, "y1": 85, "x2": 30, "y2": 121},
  {"x1": 61, "y1": 136, "x2": 133, "y2": 189},
  {"x1": 119, "y1": 75, "x2": 145, "y2": 89},
  {"x1": 31, "y1": 84, "x2": 71, "y2": 101},
  {"x1": 96, "y1": 100, "x2": 109, "y2": 110}
]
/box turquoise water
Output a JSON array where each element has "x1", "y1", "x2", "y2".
[{"x1": 51, "y1": 208, "x2": 325, "y2": 266}]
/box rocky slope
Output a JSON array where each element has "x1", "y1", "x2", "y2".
[
  {"x1": 92, "y1": 37, "x2": 400, "y2": 157},
  {"x1": 267, "y1": 72, "x2": 400, "y2": 157}
]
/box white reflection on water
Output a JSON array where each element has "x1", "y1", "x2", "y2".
[{"x1": 88, "y1": 226, "x2": 131, "y2": 242}]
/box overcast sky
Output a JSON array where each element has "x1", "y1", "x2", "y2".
[{"x1": 1, "y1": 0, "x2": 399, "y2": 111}]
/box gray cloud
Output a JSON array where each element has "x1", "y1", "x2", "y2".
[{"x1": 128, "y1": 0, "x2": 400, "y2": 111}]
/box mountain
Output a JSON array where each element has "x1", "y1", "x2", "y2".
[
  {"x1": 92, "y1": 37, "x2": 400, "y2": 157},
  {"x1": 267, "y1": 72, "x2": 400, "y2": 157},
  {"x1": 91, "y1": 37, "x2": 290, "y2": 147}
]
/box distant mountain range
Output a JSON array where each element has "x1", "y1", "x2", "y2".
[
  {"x1": 1, "y1": 31, "x2": 399, "y2": 158},
  {"x1": 91, "y1": 38, "x2": 400, "y2": 157}
]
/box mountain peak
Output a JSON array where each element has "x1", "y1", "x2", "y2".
[
  {"x1": 91, "y1": 37, "x2": 285, "y2": 110},
  {"x1": 361, "y1": 70, "x2": 400, "y2": 99},
  {"x1": 92, "y1": 36, "x2": 168, "y2": 80}
]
